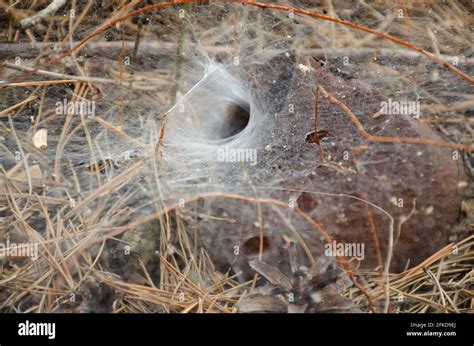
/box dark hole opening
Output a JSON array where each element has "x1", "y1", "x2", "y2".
[
  {"x1": 297, "y1": 192, "x2": 318, "y2": 213},
  {"x1": 305, "y1": 130, "x2": 329, "y2": 144},
  {"x1": 242, "y1": 236, "x2": 271, "y2": 256},
  {"x1": 219, "y1": 103, "x2": 250, "y2": 139}
]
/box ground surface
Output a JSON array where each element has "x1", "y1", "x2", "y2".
[{"x1": 0, "y1": 0, "x2": 472, "y2": 313}]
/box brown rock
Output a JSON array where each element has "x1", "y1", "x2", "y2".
[{"x1": 192, "y1": 52, "x2": 466, "y2": 279}]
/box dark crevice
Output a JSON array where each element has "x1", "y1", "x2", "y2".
[{"x1": 219, "y1": 102, "x2": 250, "y2": 139}]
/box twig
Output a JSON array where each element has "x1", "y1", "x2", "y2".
[
  {"x1": 3, "y1": 62, "x2": 118, "y2": 85},
  {"x1": 1, "y1": 80, "x2": 79, "y2": 87},
  {"x1": 1, "y1": 42, "x2": 474, "y2": 65},
  {"x1": 0, "y1": 95, "x2": 37, "y2": 117},
  {"x1": 20, "y1": 0, "x2": 67, "y2": 28}
]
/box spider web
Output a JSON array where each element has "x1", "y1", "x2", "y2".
[{"x1": 0, "y1": 1, "x2": 472, "y2": 284}]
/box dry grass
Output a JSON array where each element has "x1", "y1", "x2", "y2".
[
  {"x1": 0, "y1": 0, "x2": 472, "y2": 313},
  {"x1": 350, "y1": 236, "x2": 473, "y2": 313}
]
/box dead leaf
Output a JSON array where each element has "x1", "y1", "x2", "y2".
[
  {"x1": 237, "y1": 295, "x2": 287, "y2": 312},
  {"x1": 249, "y1": 259, "x2": 292, "y2": 291},
  {"x1": 32, "y1": 128, "x2": 47, "y2": 149}
]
